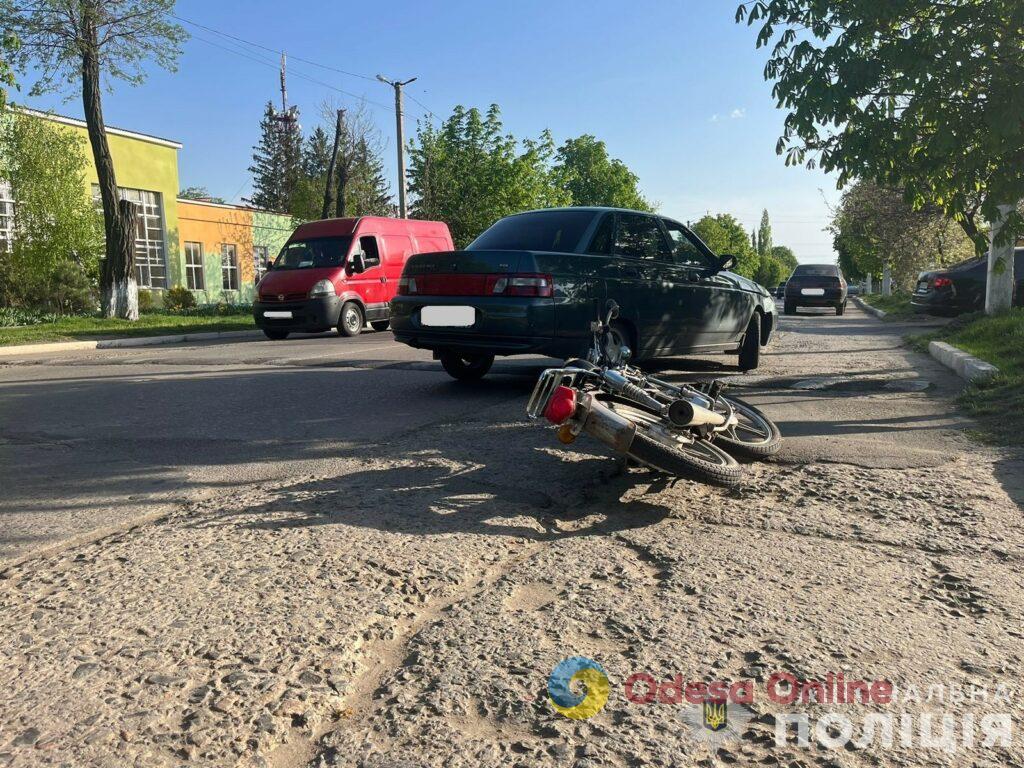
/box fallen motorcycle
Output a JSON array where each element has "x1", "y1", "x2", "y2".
[{"x1": 527, "y1": 300, "x2": 781, "y2": 486}]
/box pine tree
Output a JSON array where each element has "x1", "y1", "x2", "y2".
[
  {"x1": 757, "y1": 210, "x2": 773, "y2": 258},
  {"x1": 247, "y1": 102, "x2": 302, "y2": 213},
  {"x1": 348, "y1": 138, "x2": 393, "y2": 216}
]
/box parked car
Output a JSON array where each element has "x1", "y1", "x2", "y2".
[
  {"x1": 783, "y1": 264, "x2": 848, "y2": 315},
  {"x1": 912, "y1": 249, "x2": 1024, "y2": 316},
  {"x1": 775, "y1": 283, "x2": 787, "y2": 298},
  {"x1": 847, "y1": 283, "x2": 861, "y2": 297},
  {"x1": 254, "y1": 217, "x2": 453, "y2": 340},
  {"x1": 390, "y1": 207, "x2": 777, "y2": 380}
]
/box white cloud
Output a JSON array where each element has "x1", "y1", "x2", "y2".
[
  {"x1": 730, "y1": 108, "x2": 747, "y2": 119},
  {"x1": 709, "y1": 114, "x2": 721, "y2": 123}
]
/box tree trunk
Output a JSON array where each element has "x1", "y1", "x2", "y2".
[
  {"x1": 882, "y1": 263, "x2": 892, "y2": 296},
  {"x1": 985, "y1": 203, "x2": 1016, "y2": 315},
  {"x1": 81, "y1": 19, "x2": 135, "y2": 320},
  {"x1": 956, "y1": 210, "x2": 987, "y2": 256},
  {"x1": 321, "y1": 109, "x2": 344, "y2": 219},
  {"x1": 101, "y1": 200, "x2": 139, "y2": 320},
  {"x1": 865, "y1": 273, "x2": 873, "y2": 294},
  {"x1": 336, "y1": 162, "x2": 348, "y2": 218}
]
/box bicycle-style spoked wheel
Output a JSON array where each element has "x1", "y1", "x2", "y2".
[
  {"x1": 599, "y1": 398, "x2": 742, "y2": 487},
  {"x1": 712, "y1": 395, "x2": 782, "y2": 459}
]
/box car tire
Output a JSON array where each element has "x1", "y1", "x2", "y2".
[
  {"x1": 370, "y1": 320, "x2": 390, "y2": 332},
  {"x1": 607, "y1": 320, "x2": 637, "y2": 362},
  {"x1": 262, "y1": 328, "x2": 289, "y2": 341},
  {"x1": 338, "y1": 302, "x2": 363, "y2": 337},
  {"x1": 439, "y1": 351, "x2": 495, "y2": 381},
  {"x1": 835, "y1": 302, "x2": 846, "y2": 316},
  {"x1": 783, "y1": 301, "x2": 796, "y2": 315},
  {"x1": 737, "y1": 315, "x2": 761, "y2": 372}
]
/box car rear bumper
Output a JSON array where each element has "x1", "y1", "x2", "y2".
[
  {"x1": 390, "y1": 295, "x2": 563, "y2": 357},
  {"x1": 911, "y1": 292, "x2": 959, "y2": 315},
  {"x1": 785, "y1": 290, "x2": 846, "y2": 306},
  {"x1": 254, "y1": 296, "x2": 342, "y2": 332}
]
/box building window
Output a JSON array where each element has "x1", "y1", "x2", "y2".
[
  {"x1": 92, "y1": 185, "x2": 167, "y2": 288},
  {"x1": 221, "y1": 243, "x2": 239, "y2": 291},
  {"x1": 0, "y1": 181, "x2": 13, "y2": 253},
  {"x1": 253, "y1": 245, "x2": 269, "y2": 282},
  {"x1": 184, "y1": 242, "x2": 205, "y2": 290}
]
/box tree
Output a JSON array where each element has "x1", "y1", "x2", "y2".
[
  {"x1": 770, "y1": 245, "x2": 798, "y2": 274},
  {"x1": 552, "y1": 135, "x2": 653, "y2": 211},
  {"x1": 0, "y1": 111, "x2": 103, "y2": 312},
  {"x1": 247, "y1": 102, "x2": 302, "y2": 214},
  {"x1": 0, "y1": 32, "x2": 17, "y2": 109},
  {"x1": 736, "y1": 0, "x2": 1024, "y2": 312},
  {"x1": 756, "y1": 209, "x2": 772, "y2": 258},
  {"x1": 408, "y1": 105, "x2": 569, "y2": 247},
  {"x1": 4, "y1": 0, "x2": 187, "y2": 320},
  {"x1": 178, "y1": 186, "x2": 225, "y2": 204},
  {"x1": 754, "y1": 255, "x2": 786, "y2": 289},
  {"x1": 691, "y1": 213, "x2": 759, "y2": 278}
]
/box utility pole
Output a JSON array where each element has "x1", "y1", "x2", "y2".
[{"x1": 377, "y1": 75, "x2": 417, "y2": 218}]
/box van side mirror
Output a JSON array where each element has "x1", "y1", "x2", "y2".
[
  {"x1": 716, "y1": 254, "x2": 737, "y2": 272},
  {"x1": 349, "y1": 251, "x2": 366, "y2": 274}
]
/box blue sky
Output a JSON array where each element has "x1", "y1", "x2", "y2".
[{"x1": 21, "y1": 0, "x2": 839, "y2": 262}]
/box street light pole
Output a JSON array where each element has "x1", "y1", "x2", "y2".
[{"x1": 377, "y1": 75, "x2": 417, "y2": 219}]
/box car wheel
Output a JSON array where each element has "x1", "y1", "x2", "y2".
[
  {"x1": 606, "y1": 320, "x2": 637, "y2": 362},
  {"x1": 262, "y1": 328, "x2": 289, "y2": 341},
  {"x1": 370, "y1": 320, "x2": 390, "y2": 332},
  {"x1": 338, "y1": 302, "x2": 363, "y2": 337},
  {"x1": 737, "y1": 315, "x2": 761, "y2": 371},
  {"x1": 783, "y1": 301, "x2": 796, "y2": 315},
  {"x1": 439, "y1": 351, "x2": 495, "y2": 381},
  {"x1": 836, "y1": 302, "x2": 846, "y2": 316}
]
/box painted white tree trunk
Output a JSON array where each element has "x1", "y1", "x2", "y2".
[
  {"x1": 882, "y1": 263, "x2": 892, "y2": 296},
  {"x1": 103, "y1": 276, "x2": 139, "y2": 321},
  {"x1": 985, "y1": 203, "x2": 1016, "y2": 315},
  {"x1": 865, "y1": 273, "x2": 873, "y2": 294}
]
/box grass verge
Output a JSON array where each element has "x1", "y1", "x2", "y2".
[
  {"x1": 912, "y1": 308, "x2": 1024, "y2": 446},
  {"x1": 0, "y1": 313, "x2": 255, "y2": 346},
  {"x1": 859, "y1": 293, "x2": 915, "y2": 318}
]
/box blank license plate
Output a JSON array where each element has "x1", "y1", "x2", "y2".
[
  {"x1": 802, "y1": 288, "x2": 825, "y2": 296},
  {"x1": 421, "y1": 305, "x2": 475, "y2": 327},
  {"x1": 264, "y1": 311, "x2": 293, "y2": 319}
]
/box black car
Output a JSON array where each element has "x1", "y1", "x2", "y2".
[
  {"x1": 390, "y1": 208, "x2": 777, "y2": 380},
  {"x1": 912, "y1": 249, "x2": 1024, "y2": 315},
  {"x1": 783, "y1": 264, "x2": 848, "y2": 315}
]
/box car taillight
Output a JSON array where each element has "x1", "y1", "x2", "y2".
[
  {"x1": 486, "y1": 273, "x2": 554, "y2": 298},
  {"x1": 933, "y1": 277, "x2": 952, "y2": 289},
  {"x1": 398, "y1": 276, "x2": 418, "y2": 295},
  {"x1": 543, "y1": 386, "x2": 577, "y2": 424}
]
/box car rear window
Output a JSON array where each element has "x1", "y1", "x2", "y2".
[
  {"x1": 467, "y1": 210, "x2": 597, "y2": 253},
  {"x1": 791, "y1": 265, "x2": 839, "y2": 277}
]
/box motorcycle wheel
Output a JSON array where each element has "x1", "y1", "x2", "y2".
[
  {"x1": 600, "y1": 399, "x2": 742, "y2": 487},
  {"x1": 712, "y1": 396, "x2": 782, "y2": 459}
]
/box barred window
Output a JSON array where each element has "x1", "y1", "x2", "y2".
[
  {"x1": 92, "y1": 185, "x2": 167, "y2": 288},
  {"x1": 221, "y1": 243, "x2": 239, "y2": 291},
  {"x1": 185, "y1": 242, "x2": 205, "y2": 290}
]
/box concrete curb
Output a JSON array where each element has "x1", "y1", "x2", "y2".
[
  {"x1": 928, "y1": 341, "x2": 1000, "y2": 384},
  {"x1": 0, "y1": 329, "x2": 263, "y2": 357},
  {"x1": 852, "y1": 296, "x2": 887, "y2": 319}
]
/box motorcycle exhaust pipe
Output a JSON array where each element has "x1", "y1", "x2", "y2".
[
  {"x1": 579, "y1": 395, "x2": 637, "y2": 454},
  {"x1": 668, "y1": 399, "x2": 727, "y2": 429}
]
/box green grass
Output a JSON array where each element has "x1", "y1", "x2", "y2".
[
  {"x1": 912, "y1": 308, "x2": 1024, "y2": 446},
  {"x1": 0, "y1": 312, "x2": 256, "y2": 346},
  {"x1": 859, "y1": 292, "x2": 915, "y2": 318}
]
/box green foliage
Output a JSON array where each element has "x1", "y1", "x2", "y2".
[
  {"x1": 756, "y1": 209, "x2": 772, "y2": 257},
  {"x1": 178, "y1": 186, "x2": 225, "y2": 203},
  {"x1": 247, "y1": 102, "x2": 302, "y2": 213},
  {"x1": 691, "y1": 213, "x2": 759, "y2": 278},
  {"x1": 164, "y1": 285, "x2": 196, "y2": 312},
  {"x1": 0, "y1": 306, "x2": 59, "y2": 327},
  {"x1": 753, "y1": 255, "x2": 787, "y2": 288},
  {"x1": 0, "y1": 111, "x2": 104, "y2": 312},
  {"x1": 831, "y1": 181, "x2": 975, "y2": 288},
  {"x1": 3, "y1": 1, "x2": 187, "y2": 95},
  {"x1": 552, "y1": 135, "x2": 652, "y2": 211},
  {"x1": 137, "y1": 289, "x2": 155, "y2": 312},
  {"x1": 0, "y1": 312, "x2": 255, "y2": 346},
  {"x1": 770, "y1": 245, "x2": 798, "y2": 274},
  {"x1": 408, "y1": 105, "x2": 570, "y2": 247},
  {"x1": 0, "y1": 32, "x2": 18, "y2": 109},
  {"x1": 736, "y1": 0, "x2": 1024, "y2": 246}
]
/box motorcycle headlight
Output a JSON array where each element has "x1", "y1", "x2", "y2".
[{"x1": 309, "y1": 279, "x2": 336, "y2": 298}]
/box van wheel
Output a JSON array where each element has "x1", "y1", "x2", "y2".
[
  {"x1": 370, "y1": 320, "x2": 390, "y2": 332},
  {"x1": 439, "y1": 351, "x2": 494, "y2": 381},
  {"x1": 262, "y1": 328, "x2": 289, "y2": 341},
  {"x1": 338, "y1": 302, "x2": 363, "y2": 337},
  {"x1": 737, "y1": 315, "x2": 761, "y2": 371}
]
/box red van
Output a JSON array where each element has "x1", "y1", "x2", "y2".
[{"x1": 254, "y1": 217, "x2": 453, "y2": 340}]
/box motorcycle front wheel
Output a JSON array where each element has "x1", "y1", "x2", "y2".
[
  {"x1": 712, "y1": 396, "x2": 782, "y2": 459},
  {"x1": 600, "y1": 399, "x2": 742, "y2": 487}
]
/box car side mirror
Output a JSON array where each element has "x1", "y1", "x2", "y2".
[
  {"x1": 349, "y1": 252, "x2": 366, "y2": 274},
  {"x1": 717, "y1": 254, "x2": 737, "y2": 272}
]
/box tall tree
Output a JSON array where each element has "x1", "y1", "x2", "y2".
[
  {"x1": 770, "y1": 245, "x2": 798, "y2": 274},
  {"x1": 0, "y1": 32, "x2": 17, "y2": 109},
  {"x1": 178, "y1": 186, "x2": 225, "y2": 203},
  {"x1": 4, "y1": 0, "x2": 186, "y2": 320},
  {"x1": 736, "y1": 0, "x2": 1024, "y2": 312},
  {"x1": 757, "y1": 209, "x2": 772, "y2": 258},
  {"x1": 247, "y1": 102, "x2": 302, "y2": 214},
  {"x1": 552, "y1": 135, "x2": 653, "y2": 211}
]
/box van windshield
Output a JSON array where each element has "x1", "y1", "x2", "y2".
[{"x1": 273, "y1": 237, "x2": 352, "y2": 269}]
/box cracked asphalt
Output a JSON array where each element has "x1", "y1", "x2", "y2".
[{"x1": 1, "y1": 303, "x2": 1022, "y2": 767}]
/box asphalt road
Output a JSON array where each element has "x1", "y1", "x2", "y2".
[{"x1": 1, "y1": 304, "x2": 1022, "y2": 768}]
